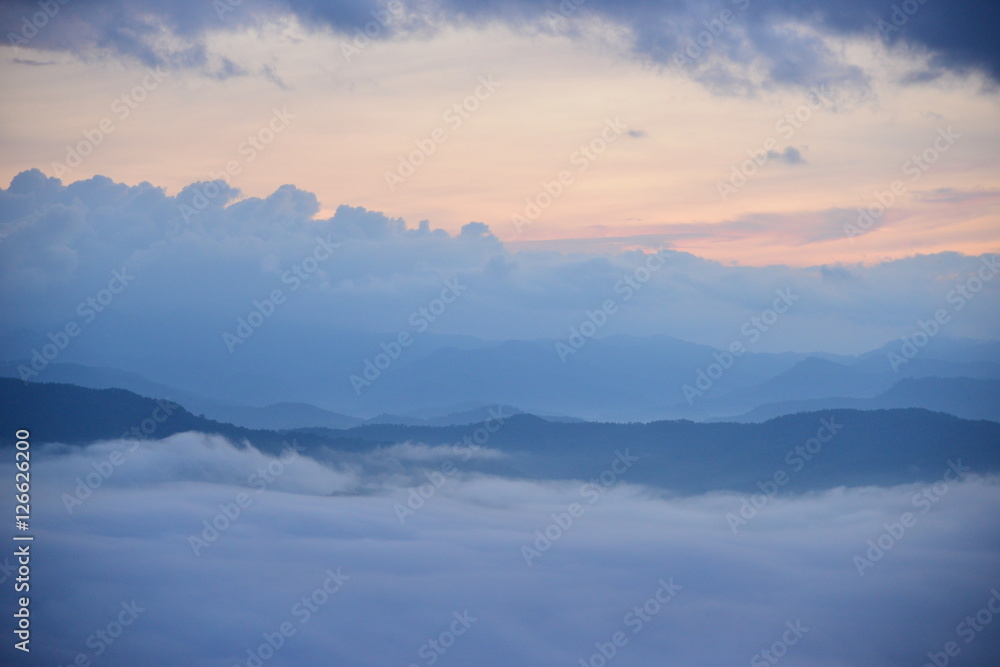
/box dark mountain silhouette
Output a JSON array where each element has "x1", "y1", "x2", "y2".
[
  {"x1": 0, "y1": 378, "x2": 374, "y2": 453},
  {"x1": 4, "y1": 377, "x2": 998, "y2": 495},
  {"x1": 719, "y1": 377, "x2": 1000, "y2": 423},
  {"x1": 321, "y1": 410, "x2": 1000, "y2": 493}
]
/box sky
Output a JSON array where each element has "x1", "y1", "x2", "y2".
[
  {"x1": 0, "y1": 1, "x2": 998, "y2": 362},
  {"x1": 1, "y1": 0, "x2": 998, "y2": 268}
]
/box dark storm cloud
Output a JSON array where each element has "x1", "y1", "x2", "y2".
[
  {"x1": 1, "y1": 0, "x2": 997, "y2": 89},
  {"x1": 442, "y1": 0, "x2": 1000, "y2": 84}
]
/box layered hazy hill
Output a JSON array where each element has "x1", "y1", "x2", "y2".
[
  {"x1": 3, "y1": 335, "x2": 997, "y2": 427},
  {"x1": 3, "y1": 377, "x2": 998, "y2": 495}
]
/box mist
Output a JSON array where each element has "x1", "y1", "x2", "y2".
[{"x1": 3, "y1": 434, "x2": 998, "y2": 666}]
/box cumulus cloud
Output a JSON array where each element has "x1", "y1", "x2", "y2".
[
  {"x1": 0, "y1": 169, "x2": 997, "y2": 378},
  {"x1": 2, "y1": 436, "x2": 999, "y2": 666},
  {"x1": 0, "y1": 0, "x2": 997, "y2": 90}
]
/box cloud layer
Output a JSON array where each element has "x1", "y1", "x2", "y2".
[
  {"x1": 2, "y1": 0, "x2": 998, "y2": 89},
  {"x1": 1, "y1": 169, "x2": 998, "y2": 364},
  {"x1": 2, "y1": 434, "x2": 999, "y2": 666}
]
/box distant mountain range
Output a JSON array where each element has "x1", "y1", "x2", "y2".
[
  {"x1": 2, "y1": 378, "x2": 998, "y2": 495},
  {"x1": 0, "y1": 378, "x2": 378, "y2": 454},
  {"x1": 2, "y1": 335, "x2": 997, "y2": 426},
  {"x1": 0, "y1": 361, "x2": 544, "y2": 429},
  {"x1": 717, "y1": 376, "x2": 1000, "y2": 423}
]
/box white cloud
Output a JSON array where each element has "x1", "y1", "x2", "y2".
[
  {"x1": 1, "y1": 170, "x2": 997, "y2": 361},
  {"x1": 4, "y1": 435, "x2": 999, "y2": 666}
]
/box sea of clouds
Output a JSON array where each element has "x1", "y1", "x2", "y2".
[{"x1": 2, "y1": 433, "x2": 998, "y2": 666}]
